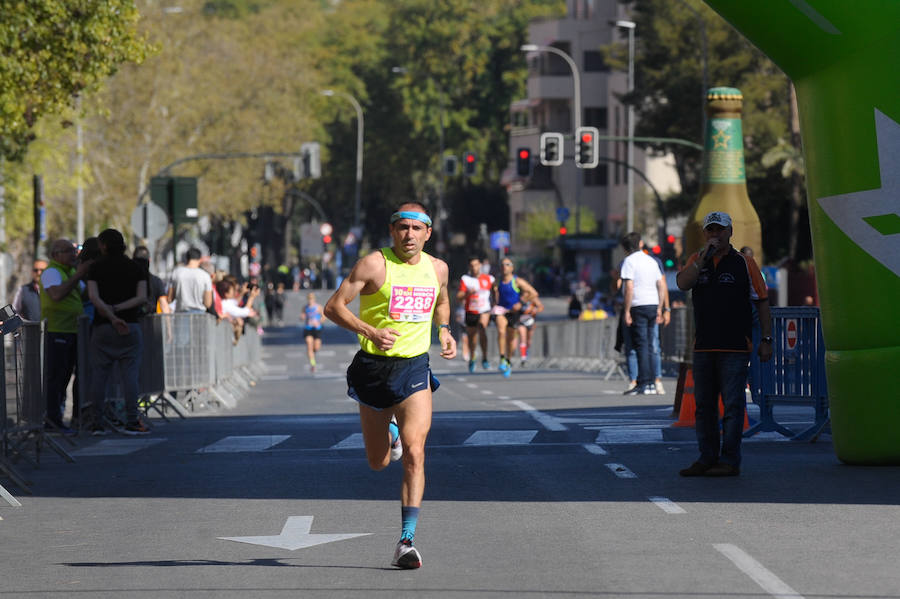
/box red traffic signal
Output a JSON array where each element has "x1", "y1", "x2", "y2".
[
  {"x1": 652, "y1": 245, "x2": 662, "y2": 255},
  {"x1": 666, "y1": 234, "x2": 676, "y2": 244},
  {"x1": 559, "y1": 226, "x2": 567, "y2": 236},
  {"x1": 466, "y1": 153, "x2": 476, "y2": 163},
  {"x1": 580, "y1": 132, "x2": 593, "y2": 143},
  {"x1": 516, "y1": 147, "x2": 532, "y2": 177},
  {"x1": 322, "y1": 234, "x2": 332, "y2": 244}
]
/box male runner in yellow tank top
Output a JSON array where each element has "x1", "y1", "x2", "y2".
[{"x1": 324, "y1": 201, "x2": 456, "y2": 569}]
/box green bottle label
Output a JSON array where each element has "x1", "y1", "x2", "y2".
[{"x1": 703, "y1": 117, "x2": 746, "y2": 183}]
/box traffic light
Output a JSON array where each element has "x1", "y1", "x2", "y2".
[
  {"x1": 559, "y1": 225, "x2": 568, "y2": 236},
  {"x1": 662, "y1": 233, "x2": 677, "y2": 269},
  {"x1": 444, "y1": 155, "x2": 458, "y2": 176},
  {"x1": 540, "y1": 132, "x2": 564, "y2": 166},
  {"x1": 652, "y1": 244, "x2": 662, "y2": 255},
  {"x1": 463, "y1": 151, "x2": 477, "y2": 176},
  {"x1": 575, "y1": 126, "x2": 599, "y2": 168},
  {"x1": 516, "y1": 147, "x2": 532, "y2": 177}
]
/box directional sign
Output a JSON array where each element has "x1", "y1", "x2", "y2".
[
  {"x1": 785, "y1": 319, "x2": 798, "y2": 352},
  {"x1": 219, "y1": 516, "x2": 370, "y2": 551},
  {"x1": 556, "y1": 207, "x2": 570, "y2": 224}
]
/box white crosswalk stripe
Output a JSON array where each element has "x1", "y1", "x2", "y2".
[{"x1": 196, "y1": 435, "x2": 290, "y2": 453}]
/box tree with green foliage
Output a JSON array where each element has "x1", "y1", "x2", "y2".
[
  {"x1": 606, "y1": 0, "x2": 807, "y2": 262},
  {"x1": 0, "y1": 0, "x2": 151, "y2": 161}
]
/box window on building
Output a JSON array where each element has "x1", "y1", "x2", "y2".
[
  {"x1": 541, "y1": 42, "x2": 572, "y2": 76},
  {"x1": 584, "y1": 50, "x2": 608, "y2": 72}
]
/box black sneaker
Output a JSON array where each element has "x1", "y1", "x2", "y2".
[
  {"x1": 679, "y1": 461, "x2": 713, "y2": 477},
  {"x1": 623, "y1": 383, "x2": 640, "y2": 396},
  {"x1": 391, "y1": 539, "x2": 422, "y2": 569}
]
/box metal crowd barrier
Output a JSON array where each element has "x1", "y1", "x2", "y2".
[{"x1": 746, "y1": 306, "x2": 829, "y2": 440}]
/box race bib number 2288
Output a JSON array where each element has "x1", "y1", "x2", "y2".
[{"x1": 389, "y1": 285, "x2": 436, "y2": 322}]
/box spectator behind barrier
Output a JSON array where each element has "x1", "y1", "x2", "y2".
[
  {"x1": 40, "y1": 238, "x2": 94, "y2": 432},
  {"x1": 167, "y1": 247, "x2": 212, "y2": 313},
  {"x1": 12, "y1": 258, "x2": 48, "y2": 321}
]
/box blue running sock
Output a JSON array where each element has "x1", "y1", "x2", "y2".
[
  {"x1": 400, "y1": 506, "x2": 420, "y2": 542},
  {"x1": 389, "y1": 420, "x2": 400, "y2": 445}
]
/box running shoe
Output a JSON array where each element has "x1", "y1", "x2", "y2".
[
  {"x1": 468, "y1": 360, "x2": 476, "y2": 373},
  {"x1": 391, "y1": 539, "x2": 422, "y2": 569},
  {"x1": 623, "y1": 382, "x2": 640, "y2": 396},
  {"x1": 499, "y1": 358, "x2": 511, "y2": 378},
  {"x1": 481, "y1": 359, "x2": 490, "y2": 370},
  {"x1": 654, "y1": 380, "x2": 665, "y2": 395},
  {"x1": 640, "y1": 385, "x2": 657, "y2": 395},
  {"x1": 389, "y1": 416, "x2": 402, "y2": 462}
]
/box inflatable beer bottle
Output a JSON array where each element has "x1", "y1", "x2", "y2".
[{"x1": 684, "y1": 87, "x2": 763, "y2": 261}]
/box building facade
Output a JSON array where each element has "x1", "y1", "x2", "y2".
[{"x1": 507, "y1": 0, "x2": 659, "y2": 287}]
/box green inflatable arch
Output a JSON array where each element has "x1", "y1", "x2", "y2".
[{"x1": 703, "y1": 1, "x2": 900, "y2": 463}]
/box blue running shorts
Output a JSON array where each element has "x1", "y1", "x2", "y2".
[{"x1": 346, "y1": 351, "x2": 440, "y2": 410}]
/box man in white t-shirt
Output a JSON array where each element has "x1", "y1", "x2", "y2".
[
  {"x1": 167, "y1": 247, "x2": 212, "y2": 313},
  {"x1": 619, "y1": 232, "x2": 665, "y2": 395},
  {"x1": 457, "y1": 257, "x2": 495, "y2": 372}
]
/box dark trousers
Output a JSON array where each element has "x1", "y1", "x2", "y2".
[
  {"x1": 45, "y1": 332, "x2": 78, "y2": 426},
  {"x1": 628, "y1": 304, "x2": 658, "y2": 387},
  {"x1": 693, "y1": 351, "x2": 750, "y2": 467}
]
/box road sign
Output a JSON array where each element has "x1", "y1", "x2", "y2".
[
  {"x1": 785, "y1": 318, "x2": 798, "y2": 351},
  {"x1": 301, "y1": 223, "x2": 324, "y2": 256},
  {"x1": 130, "y1": 202, "x2": 168, "y2": 241},
  {"x1": 490, "y1": 230, "x2": 510, "y2": 250},
  {"x1": 556, "y1": 206, "x2": 570, "y2": 223},
  {"x1": 319, "y1": 222, "x2": 333, "y2": 237}
]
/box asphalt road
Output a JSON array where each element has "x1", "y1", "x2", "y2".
[{"x1": 1, "y1": 310, "x2": 899, "y2": 598}]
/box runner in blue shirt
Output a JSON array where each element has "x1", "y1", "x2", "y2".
[{"x1": 303, "y1": 292, "x2": 325, "y2": 372}]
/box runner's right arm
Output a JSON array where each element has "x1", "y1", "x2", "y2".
[{"x1": 324, "y1": 252, "x2": 399, "y2": 351}]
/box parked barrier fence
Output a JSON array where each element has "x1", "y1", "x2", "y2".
[{"x1": 746, "y1": 306, "x2": 829, "y2": 440}]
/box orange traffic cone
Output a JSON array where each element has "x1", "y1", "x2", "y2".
[
  {"x1": 671, "y1": 367, "x2": 750, "y2": 430},
  {"x1": 672, "y1": 367, "x2": 697, "y2": 427}
]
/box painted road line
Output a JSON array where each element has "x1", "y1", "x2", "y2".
[
  {"x1": 605, "y1": 463, "x2": 637, "y2": 478},
  {"x1": 464, "y1": 430, "x2": 538, "y2": 446},
  {"x1": 466, "y1": 383, "x2": 478, "y2": 389},
  {"x1": 648, "y1": 496, "x2": 686, "y2": 514},
  {"x1": 196, "y1": 435, "x2": 290, "y2": 453},
  {"x1": 498, "y1": 395, "x2": 510, "y2": 400},
  {"x1": 261, "y1": 374, "x2": 291, "y2": 381},
  {"x1": 714, "y1": 543, "x2": 804, "y2": 599},
  {"x1": 582, "y1": 443, "x2": 608, "y2": 456},
  {"x1": 331, "y1": 433, "x2": 365, "y2": 449},
  {"x1": 509, "y1": 400, "x2": 567, "y2": 431},
  {"x1": 480, "y1": 389, "x2": 494, "y2": 395},
  {"x1": 72, "y1": 438, "x2": 166, "y2": 457},
  {"x1": 265, "y1": 363, "x2": 289, "y2": 373},
  {"x1": 594, "y1": 427, "x2": 666, "y2": 445}
]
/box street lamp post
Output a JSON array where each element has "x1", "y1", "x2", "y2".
[
  {"x1": 321, "y1": 90, "x2": 364, "y2": 230},
  {"x1": 614, "y1": 20, "x2": 636, "y2": 232},
  {"x1": 520, "y1": 44, "x2": 583, "y2": 233}
]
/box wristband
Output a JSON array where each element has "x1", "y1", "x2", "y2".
[{"x1": 438, "y1": 324, "x2": 451, "y2": 330}]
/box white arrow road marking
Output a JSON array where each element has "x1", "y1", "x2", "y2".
[
  {"x1": 818, "y1": 109, "x2": 900, "y2": 278},
  {"x1": 715, "y1": 543, "x2": 804, "y2": 599},
  {"x1": 581, "y1": 443, "x2": 608, "y2": 456},
  {"x1": 220, "y1": 516, "x2": 370, "y2": 551}
]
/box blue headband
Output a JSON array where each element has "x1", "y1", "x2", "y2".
[{"x1": 390, "y1": 211, "x2": 432, "y2": 226}]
